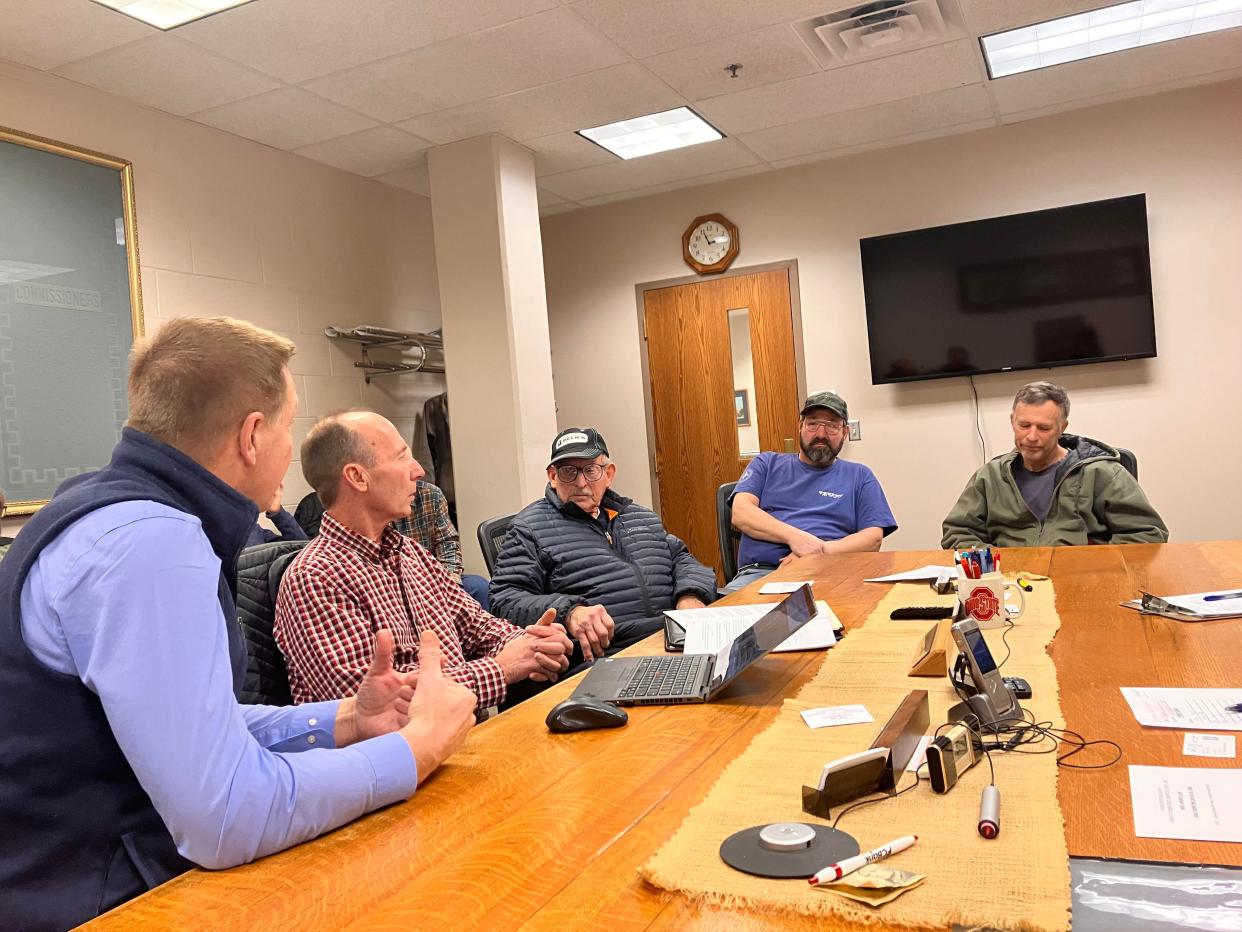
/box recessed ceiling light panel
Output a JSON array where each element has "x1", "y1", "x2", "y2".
[
  {"x1": 577, "y1": 107, "x2": 724, "y2": 160},
  {"x1": 92, "y1": 0, "x2": 258, "y2": 30},
  {"x1": 981, "y1": 0, "x2": 1242, "y2": 78}
]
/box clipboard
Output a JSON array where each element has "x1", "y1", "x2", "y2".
[{"x1": 1121, "y1": 591, "x2": 1242, "y2": 622}]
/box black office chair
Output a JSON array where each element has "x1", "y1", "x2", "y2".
[
  {"x1": 476, "y1": 513, "x2": 517, "y2": 577},
  {"x1": 293, "y1": 491, "x2": 324, "y2": 537},
  {"x1": 1116, "y1": 447, "x2": 1138, "y2": 480},
  {"x1": 235, "y1": 539, "x2": 308, "y2": 706},
  {"x1": 716, "y1": 481, "x2": 741, "y2": 585}
]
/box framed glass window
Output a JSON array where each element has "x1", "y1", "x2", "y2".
[{"x1": 0, "y1": 125, "x2": 143, "y2": 514}]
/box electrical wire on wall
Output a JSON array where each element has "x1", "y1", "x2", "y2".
[{"x1": 969, "y1": 375, "x2": 988, "y2": 464}]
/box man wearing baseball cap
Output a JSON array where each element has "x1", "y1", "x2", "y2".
[
  {"x1": 490, "y1": 427, "x2": 717, "y2": 665},
  {"x1": 726, "y1": 391, "x2": 897, "y2": 591}
]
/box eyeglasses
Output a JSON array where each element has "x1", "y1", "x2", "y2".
[
  {"x1": 554, "y1": 463, "x2": 607, "y2": 482},
  {"x1": 803, "y1": 419, "x2": 846, "y2": 436}
]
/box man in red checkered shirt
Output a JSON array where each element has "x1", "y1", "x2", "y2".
[{"x1": 275, "y1": 411, "x2": 572, "y2": 709}]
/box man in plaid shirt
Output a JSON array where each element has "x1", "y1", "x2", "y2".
[
  {"x1": 275, "y1": 411, "x2": 572, "y2": 709},
  {"x1": 391, "y1": 481, "x2": 491, "y2": 608}
]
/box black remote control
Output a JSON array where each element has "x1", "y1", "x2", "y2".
[
  {"x1": 1004, "y1": 676, "x2": 1032, "y2": 699},
  {"x1": 890, "y1": 606, "x2": 955, "y2": 620}
]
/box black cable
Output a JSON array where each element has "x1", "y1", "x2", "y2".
[
  {"x1": 831, "y1": 768, "x2": 923, "y2": 829},
  {"x1": 973, "y1": 706, "x2": 1123, "y2": 770},
  {"x1": 995, "y1": 618, "x2": 1015, "y2": 670},
  {"x1": 968, "y1": 375, "x2": 987, "y2": 462}
]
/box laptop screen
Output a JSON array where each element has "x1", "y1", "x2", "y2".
[{"x1": 709, "y1": 585, "x2": 816, "y2": 692}]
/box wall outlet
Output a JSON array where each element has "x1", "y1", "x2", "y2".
[{"x1": 848, "y1": 419, "x2": 861, "y2": 441}]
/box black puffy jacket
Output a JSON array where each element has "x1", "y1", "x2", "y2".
[{"x1": 489, "y1": 485, "x2": 717, "y2": 626}]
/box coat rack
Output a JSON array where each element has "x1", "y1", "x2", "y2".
[{"x1": 324, "y1": 326, "x2": 446, "y2": 383}]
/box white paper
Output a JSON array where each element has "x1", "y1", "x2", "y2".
[
  {"x1": 1162, "y1": 590, "x2": 1242, "y2": 618},
  {"x1": 905, "y1": 735, "x2": 934, "y2": 773},
  {"x1": 758, "y1": 580, "x2": 814, "y2": 594},
  {"x1": 1183, "y1": 733, "x2": 1236, "y2": 758},
  {"x1": 1120, "y1": 687, "x2": 1242, "y2": 731},
  {"x1": 865, "y1": 565, "x2": 957, "y2": 584},
  {"x1": 671, "y1": 600, "x2": 839, "y2": 656},
  {"x1": 1129, "y1": 765, "x2": 1242, "y2": 842},
  {"x1": 801, "y1": 705, "x2": 874, "y2": 729}
]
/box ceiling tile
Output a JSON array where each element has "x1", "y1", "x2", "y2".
[
  {"x1": 395, "y1": 63, "x2": 684, "y2": 144},
  {"x1": 538, "y1": 137, "x2": 761, "y2": 201},
  {"x1": 304, "y1": 9, "x2": 629, "y2": 122},
  {"x1": 575, "y1": 163, "x2": 768, "y2": 207},
  {"x1": 295, "y1": 126, "x2": 432, "y2": 177},
  {"x1": 537, "y1": 187, "x2": 568, "y2": 206},
  {"x1": 190, "y1": 87, "x2": 377, "y2": 151},
  {"x1": 957, "y1": 0, "x2": 1104, "y2": 37},
  {"x1": 376, "y1": 158, "x2": 432, "y2": 196},
  {"x1": 695, "y1": 39, "x2": 982, "y2": 135},
  {"x1": 990, "y1": 27, "x2": 1242, "y2": 116},
  {"x1": 0, "y1": 0, "x2": 155, "y2": 71},
  {"x1": 999, "y1": 65, "x2": 1242, "y2": 125},
  {"x1": 767, "y1": 117, "x2": 997, "y2": 168},
  {"x1": 525, "y1": 132, "x2": 617, "y2": 175},
  {"x1": 640, "y1": 23, "x2": 819, "y2": 101},
  {"x1": 54, "y1": 35, "x2": 280, "y2": 117},
  {"x1": 569, "y1": 0, "x2": 851, "y2": 58},
  {"x1": 739, "y1": 84, "x2": 994, "y2": 162},
  {"x1": 178, "y1": 0, "x2": 559, "y2": 83},
  {"x1": 539, "y1": 201, "x2": 581, "y2": 216}
]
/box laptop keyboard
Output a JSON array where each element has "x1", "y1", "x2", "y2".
[{"x1": 618, "y1": 654, "x2": 706, "y2": 699}]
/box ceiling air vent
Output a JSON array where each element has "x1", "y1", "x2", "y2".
[{"x1": 797, "y1": 0, "x2": 954, "y2": 66}]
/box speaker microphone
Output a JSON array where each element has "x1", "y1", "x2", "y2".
[{"x1": 978, "y1": 784, "x2": 1000, "y2": 839}]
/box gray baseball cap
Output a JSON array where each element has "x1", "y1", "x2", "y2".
[
  {"x1": 550, "y1": 427, "x2": 609, "y2": 464},
  {"x1": 800, "y1": 391, "x2": 848, "y2": 420}
]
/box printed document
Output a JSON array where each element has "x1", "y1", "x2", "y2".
[
  {"x1": 1120, "y1": 687, "x2": 1242, "y2": 731},
  {"x1": 801, "y1": 705, "x2": 874, "y2": 729},
  {"x1": 758, "y1": 580, "x2": 814, "y2": 594},
  {"x1": 670, "y1": 600, "x2": 839, "y2": 655},
  {"x1": 1129, "y1": 766, "x2": 1242, "y2": 842},
  {"x1": 1183, "y1": 733, "x2": 1236, "y2": 758}
]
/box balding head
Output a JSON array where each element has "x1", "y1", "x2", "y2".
[{"x1": 301, "y1": 411, "x2": 424, "y2": 530}]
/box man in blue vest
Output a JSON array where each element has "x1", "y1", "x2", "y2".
[{"x1": 0, "y1": 316, "x2": 477, "y2": 930}]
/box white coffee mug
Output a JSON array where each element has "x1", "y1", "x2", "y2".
[{"x1": 956, "y1": 569, "x2": 1025, "y2": 629}]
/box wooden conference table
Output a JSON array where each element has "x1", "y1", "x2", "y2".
[{"x1": 89, "y1": 542, "x2": 1242, "y2": 930}]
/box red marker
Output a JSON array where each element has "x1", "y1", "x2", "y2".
[{"x1": 808, "y1": 835, "x2": 917, "y2": 885}]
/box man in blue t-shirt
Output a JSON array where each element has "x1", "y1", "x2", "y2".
[{"x1": 726, "y1": 390, "x2": 897, "y2": 591}]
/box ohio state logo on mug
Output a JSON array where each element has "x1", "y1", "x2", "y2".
[{"x1": 965, "y1": 586, "x2": 1000, "y2": 621}]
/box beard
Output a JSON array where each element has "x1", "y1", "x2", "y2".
[{"x1": 800, "y1": 435, "x2": 844, "y2": 467}]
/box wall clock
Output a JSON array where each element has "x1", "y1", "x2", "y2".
[{"x1": 682, "y1": 213, "x2": 739, "y2": 275}]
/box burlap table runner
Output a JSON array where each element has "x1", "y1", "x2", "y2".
[{"x1": 640, "y1": 578, "x2": 1071, "y2": 930}]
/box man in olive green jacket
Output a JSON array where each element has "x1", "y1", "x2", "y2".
[{"x1": 941, "y1": 381, "x2": 1167, "y2": 549}]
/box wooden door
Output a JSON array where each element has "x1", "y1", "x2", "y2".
[{"x1": 643, "y1": 268, "x2": 799, "y2": 581}]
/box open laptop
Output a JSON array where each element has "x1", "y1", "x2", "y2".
[{"x1": 570, "y1": 585, "x2": 816, "y2": 706}]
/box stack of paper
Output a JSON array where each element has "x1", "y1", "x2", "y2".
[{"x1": 665, "y1": 600, "x2": 840, "y2": 655}]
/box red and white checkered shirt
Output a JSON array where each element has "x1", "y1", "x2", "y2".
[{"x1": 274, "y1": 514, "x2": 523, "y2": 707}]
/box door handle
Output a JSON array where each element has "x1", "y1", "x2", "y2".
[{"x1": 783, "y1": 437, "x2": 794, "y2": 453}]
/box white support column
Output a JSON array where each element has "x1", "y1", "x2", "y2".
[{"x1": 427, "y1": 135, "x2": 558, "y2": 574}]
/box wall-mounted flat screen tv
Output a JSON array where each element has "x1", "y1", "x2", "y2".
[{"x1": 860, "y1": 194, "x2": 1157, "y2": 385}]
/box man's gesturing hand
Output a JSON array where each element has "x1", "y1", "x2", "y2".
[
  {"x1": 335, "y1": 627, "x2": 418, "y2": 747},
  {"x1": 565, "y1": 604, "x2": 615, "y2": 662},
  {"x1": 399, "y1": 630, "x2": 477, "y2": 785}
]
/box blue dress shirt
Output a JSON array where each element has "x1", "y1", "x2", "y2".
[{"x1": 19, "y1": 500, "x2": 418, "y2": 870}]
